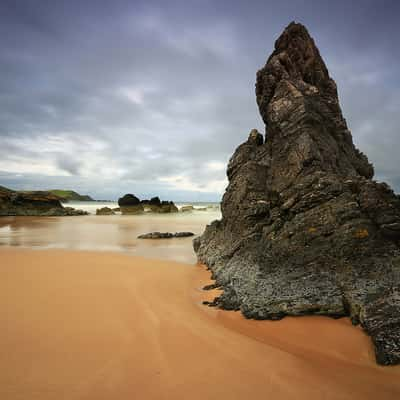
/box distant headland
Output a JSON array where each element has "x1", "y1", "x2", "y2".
[{"x1": 47, "y1": 189, "x2": 94, "y2": 202}]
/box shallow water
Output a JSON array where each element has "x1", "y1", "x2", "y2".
[
  {"x1": 0, "y1": 202, "x2": 221, "y2": 264},
  {"x1": 66, "y1": 200, "x2": 220, "y2": 214}
]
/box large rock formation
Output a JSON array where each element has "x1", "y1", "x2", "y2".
[
  {"x1": 0, "y1": 186, "x2": 88, "y2": 216},
  {"x1": 194, "y1": 22, "x2": 400, "y2": 365}
]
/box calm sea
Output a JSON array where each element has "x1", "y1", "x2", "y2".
[{"x1": 0, "y1": 201, "x2": 221, "y2": 264}]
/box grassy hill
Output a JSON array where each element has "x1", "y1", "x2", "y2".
[
  {"x1": 48, "y1": 190, "x2": 94, "y2": 202},
  {"x1": 0, "y1": 185, "x2": 13, "y2": 193}
]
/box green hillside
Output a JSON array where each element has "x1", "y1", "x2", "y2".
[{"x1": 48, "y1": 190, "x2": 94, "y2": 202}]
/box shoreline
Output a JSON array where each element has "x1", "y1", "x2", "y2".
[{"x1": 1, "y1": 247, "x2": 399, "y2": 399}]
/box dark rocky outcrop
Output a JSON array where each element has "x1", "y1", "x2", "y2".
[
  {"x1": 118, "y1": 194, "x2": 144, "y2": 214},
  {"x1": 141, "y1": 196, "x2": 161, "y2": 212},
  {"x1": 138, "y1": 231, "x2": 194, "y2": 239},
  {"x1": 194, "y1": 22, "x2": 400, "y2": 365},
  {"x1": 118, "y1": 194, "x2": 178, "y2": 214},
  {"x1": 0, "y1": 186, "x2": 88, "y2": 216},
  {"x1": 142, "y1": 197, "x2": 179, "y2": 213},
  {"x1": 96, "y1": 207, "x2": 115, "y2": 215}
]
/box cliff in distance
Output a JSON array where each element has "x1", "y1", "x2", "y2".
[
  {"x1": 48, "y1": 189, "x2": 94, "y2": 202},
  {"x1": 0, "y1": 186, "x2": 87, "y2": 216},
  {"x1": 194, "y1": 22, "x2": 400, "y2": 365}
]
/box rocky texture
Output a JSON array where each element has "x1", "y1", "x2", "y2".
[
  {"x1": 118, "y1": 194, "x2": 144, "y2": 214},
  {"x1": 138, "y1": 231, "x2": 194, "y2": 239},
  {"x1": 141, "y1": 196, "x2": 179, "y2": 213},
  {"x1": 194, "y1": 22, "x2": 400, "y2": 365},
  {"x1": 141, "y1": 196, "x2": 161, "y2": 212},
  {"x1": 156, "y1": 201, "x2": 179, "y2": 213},
  {"x1": 96, "y1": 207, "x2": 115, "y2": 215},
  {"x1": 0, "y1": 186, "x2": 88, "y2": 216},
  {"x1": 44, "y1": 207, "x2": 88, "y2": 216},
  {"x1": 174, "y1": 232, "x2": 195, "y2": 238},
  {"x1": 118, "y1": 194, "x2": 178, "y2": 214}
]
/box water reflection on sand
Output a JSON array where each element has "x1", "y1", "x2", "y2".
[{"x1": 0, "y1": 211, "x2": 220, "y2": 264}]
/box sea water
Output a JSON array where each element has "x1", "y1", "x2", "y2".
[{"x1": 0, "y1": 201, "x2": 221, "y2": 263}]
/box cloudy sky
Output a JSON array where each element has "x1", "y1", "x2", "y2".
[{"x1": 0, "y1": 0, "x2": 399, "y2": 200}]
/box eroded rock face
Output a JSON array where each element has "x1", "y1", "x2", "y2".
[
  {"x1": 0, "y1": 187, "x2": 88, "y2": 216},
  {"x1": 194, "y1": 22, "x2": 400, "y2": 365}
]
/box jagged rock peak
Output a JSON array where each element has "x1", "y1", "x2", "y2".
[
  {"x1": 256, "y1": 22, "x2": 336, "y2": 122},
  {"x1": 273, "y1": 21, "x2": 332, "y2": 90},
  {"x1": 255, "y1": 22, "x2": 373, "y2": 190}
]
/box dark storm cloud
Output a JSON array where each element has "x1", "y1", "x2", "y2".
[{"x1": 0, "y1": 0, "x2": 399, "y2": 199}]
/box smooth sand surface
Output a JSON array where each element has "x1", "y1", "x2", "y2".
[{"x1": 0, "y1": 248, "x2": 399, "y2": 400}]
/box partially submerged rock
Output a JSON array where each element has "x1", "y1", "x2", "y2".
[
  {"x1": 141, "y1": 196, "x2": 162, "y2": 212},
  {"x1": 0, "y1": 187, "x2": 88, "y2": 216},
  {"x1": 138, "y1": 232, "x2": 194, "y2": 239},
  {"x1": 118, "y1": 194, "x2": 178, "y2": 214},
  {"x1": 181, "y1": 205, "x2": 194, "y2": 212},
  {"x1": 174, "y1": 232, "x2": 195, "y2": 238},
  {"x1": 154, "y1": 201, "x2": 178, "y2": 213},
  {"x1": 45, "y1": 207, "x2": 88, "y2": 216},
  {"x1": 118, "y1": 194, "x2": 144, "y2": 214},
  {"x1": 96, "y1": 207, "x2": 115, "y2": 215},
  {"x1": 194, "y1": 22, "x2": 400, "y2": 365}
]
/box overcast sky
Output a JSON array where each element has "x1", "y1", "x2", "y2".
[{"x1": 0, "y1": 0, "x2": 399, "y2": 201}]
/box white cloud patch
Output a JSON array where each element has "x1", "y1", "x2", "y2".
[
  {"x1": 119, "y1": 87, "x2": 145, "y2": 105},
  {"x1": 206, "y1": 161, "x2": 226, "y2": 172},
  {"x1": 159, "y1": 174, "x2": 227, "y2": 193}
]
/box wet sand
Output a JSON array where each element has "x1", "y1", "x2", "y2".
[{"x1": 0, "y1": 248, "x2": 399, "y2": 399}]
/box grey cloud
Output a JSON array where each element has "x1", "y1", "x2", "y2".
[
  {"x1": 56, "y1": 156, "x2": 82, "y2": 176},
  {"x1": 0, "y1": 0, "x2": 399, "y2": 200}
]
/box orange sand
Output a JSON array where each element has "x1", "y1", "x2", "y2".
[{"x1": 0, "y1": 248, "x2": 399, "y2": 399}]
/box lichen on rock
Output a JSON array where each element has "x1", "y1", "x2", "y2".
[{"x1": 194, "y1": 22, "x2": 400, "y2": 365}]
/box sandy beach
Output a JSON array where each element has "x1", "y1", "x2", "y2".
[{"x1": 0, "y1": 247, "x2": 399, "y2": 400}]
